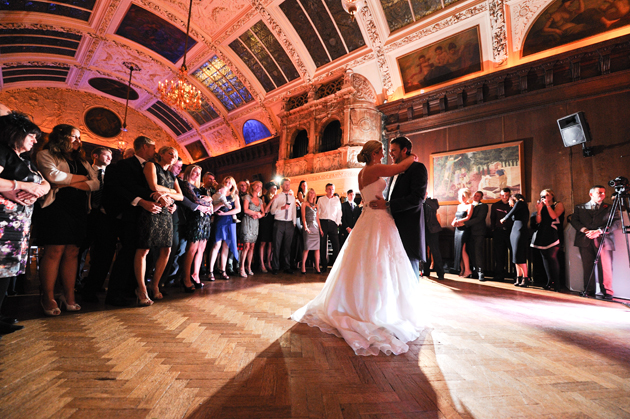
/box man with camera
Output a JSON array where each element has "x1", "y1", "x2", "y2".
[{"x1": 571, "y1": 185, "x2": 618, "y2": 300}]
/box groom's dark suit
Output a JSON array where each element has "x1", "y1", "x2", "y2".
[
  {"x1": 102, "y1": 156, "x2": 153, "y2": 305},
  {"x1": 385, "y1": 161, "x2": 428, "y2": 275}
]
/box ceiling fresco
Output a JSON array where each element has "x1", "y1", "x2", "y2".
[{"x1": 1, "y1": 0, "x2": 621, "y2": 160}]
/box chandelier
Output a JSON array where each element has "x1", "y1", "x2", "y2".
[
  {"x1": 341, "y1": 0, "x2": 363, "y2": 21},
  {"x1": 157, "y1": 0, "x2": 201, "y2": 111}
]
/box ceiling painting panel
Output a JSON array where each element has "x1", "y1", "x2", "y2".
[
  {"x1": 298, "y1": 0, "x2": 347, "y2": 60},
  {"x1": 115, "y1": 4, "x2": 196, "y2": 64},
  {"x1": 322, "y1": 0, "x2": 366, "y2": 52},
  {"x1": 238, "y1": 30, "x2": 287, "y2": 87},
  {"x1": 279, "y1": 0, "x2": 331, "y2": 67},
  {"x1": 228, "y1": 38, "x2": 277, "y2": 92},
  {"x1": 249, "y1": 20, "x2": 300, "y2": 82},
  {"x1": 0, "y1": 0, "x2": 93, "y2": 21}
]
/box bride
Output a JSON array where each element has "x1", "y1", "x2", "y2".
[{"x1": 291, "y1": 140, "x2": 425, "y2": 356}]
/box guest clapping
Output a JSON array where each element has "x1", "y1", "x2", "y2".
[
  {"x1": 239, "y1": 181, "x2": 264, "y2": 277},
  {"x1": 134, "y1": 147, "x2": 183, "y2": 305},
  {"x1": 36, "y1": 124, "x2": 99, "y2": 315},
  {"x1": 0, "y1": 112, "x2": 50, "y2": 330}
]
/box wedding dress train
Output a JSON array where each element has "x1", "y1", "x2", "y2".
[{"x1": 291, "y1": 178, "x2": 425, "y2": 356}]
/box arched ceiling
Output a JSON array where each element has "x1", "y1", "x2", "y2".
[{"x1": 1, "y1": 0, "x2": 590, "y2": 161}]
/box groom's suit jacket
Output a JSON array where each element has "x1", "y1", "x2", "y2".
[{"x1": 385, "y1": 161, "x2": 428, "y2": 262}]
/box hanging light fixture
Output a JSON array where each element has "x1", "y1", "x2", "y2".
[
  {"x1": 158, "y1": 0, "x2": 202, "y2": 111},
  {"x1": 341, "y1": 0, "x2": 363, "y2": 21},
  {"x1": 119, "y1": 61, "x2": 140, "y2": 151}
]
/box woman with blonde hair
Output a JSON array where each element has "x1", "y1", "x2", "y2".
[
  {"x1": 239, "y1": 180, "x2": 264, "y2": 277},
  {"x1": 133, "y1": 146, "x2": 183, "y2": 305},
  {"x1": 180, "y1": 165, "x2": 213, "y2": 291},
  {"x1": 292, "y1": 139, "x2": 424, "y2": 356},
  {"x1": 208, "y1": 176, "x2": 241, "y2": 280},
  {"x1": 451, "y1": 188, "x2": 473, "y2": 277},
  {"x1": 300, "y1": 188, "x2": 323, "y2": 274},
  {"x1": 36, "y1": 124, "x2": 99, "y2": 315}
]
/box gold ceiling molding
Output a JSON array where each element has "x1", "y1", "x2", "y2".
[
  {"x1": 359, "y1": 4, "x2": 394, "y2": 96},
  {"x1": 488, "y1": 0, "x2": 508, "y2": 64},
  {"x1": 508, "y1": 0, "x2": 553, "y2": 51}
]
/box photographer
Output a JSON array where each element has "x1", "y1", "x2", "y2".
[
  {"x1": 571, "y1": 185, "x2": 619, "y2": 300},
  {"x1": 530, "y1": 189, "x2": 564, "y2": 291}
]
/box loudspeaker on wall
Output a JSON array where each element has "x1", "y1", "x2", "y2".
[{"x1": 557, "y1": 112, "x2": 591, "y2": 147}]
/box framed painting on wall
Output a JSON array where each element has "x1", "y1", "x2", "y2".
[
  {"x1": 397, "y1": 26, "x2": 482, "y2": 94},
  {"x1": 185, "y1": 140, "x2": 209, "y2": 162},
  {"x1": 430, "y1": 141, "x2": 524, "y2": 205}
]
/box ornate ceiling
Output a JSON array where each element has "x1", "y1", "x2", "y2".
[{"x1": 1, "y1": 0, "x2": 626, "y2": 161}]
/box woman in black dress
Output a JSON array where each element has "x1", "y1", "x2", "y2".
[
  {"x1": 0, "y1": 112, "x2": 50, "y2": 331},
  {"x1": 258, "y1": 182, "x2": 276, "y2": 273},
  {"x1": 501, "y1": 194, "x2": 530, "y2": 286},
  {"x1": 134, "y1": 146, "x2": 183, "y2": 305},
  {"x1": 36, "y1": 124, "x2": 99, "y2": 315},
  {"x1": 451, "y1": 188, "x2": 473, "y2": 277},
  {"x1": 531, "y1": 189, "x2": 565, "y2": 291}
]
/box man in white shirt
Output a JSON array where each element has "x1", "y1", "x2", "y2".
[
  {"x1": 318, "y1": 183, "x2": 342, "y2": 272},
  {"x1": 269, "y1": 178, "x2": 297, "y2": 274}
]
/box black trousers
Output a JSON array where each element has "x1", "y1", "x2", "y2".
[
  {"x1": 467, "y1": 234, "x2": 485, "y2": 274},
  {"x1": 272, "y1": 220, "x2": 294, "y2": 271},
  {"x1": 493, "y1": 228, "x2": 511, "y2": 277},
  {"x1": 320, "y1": 219, "x2": 340, "y2": 268},
  {"x1": 106, "y1": 212, "x2": 137, "y2": 301},
  {"x1": 83, "y1": 211, "x2": 119, "y2": 295},
  {"x1": 425, "y1": 231, "x2": 444, "y2": 279}
]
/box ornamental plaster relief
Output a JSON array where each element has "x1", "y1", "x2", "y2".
[
  {"x1": 204, "y1": 125, "x2": 238, "y2": 155},
  {"x1": 250, "y1": 0, "x2": 311, "y2": 83},
  {"x1": 508, "y1": 0, "x2": 553, "y2": 51},
  {"x1": 91, "y1": 41, "x2": 175, "y2": 92},
  {"x1": 97, "y1": 0, "x2": 124, "y2": 35},
  {"x1": 359, "y1": 4, "x2": 394, "y2": 96},
  {"x1": 488, "y1": 0, "x2": 508, "y2": 64},
  {"x1": 283, "y1": 159, "x2": 308, "y2": 177},
  {"x1": 214, "y1": 8, "x2": 260, "y2": 44},
  {"x1": 351, "y1": 73, "x2": 377, "y2": 103},
  {"x1": 0, "y1": 87, "x2": 185, "y2": 159}
]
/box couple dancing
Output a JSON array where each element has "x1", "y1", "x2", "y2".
[{"x1": 291, "y1": 137, "x2": 428, "y2": 356}]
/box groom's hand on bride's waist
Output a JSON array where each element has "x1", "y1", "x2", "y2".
[{"x1": 369, "y1": 195, "x2": 388, "y2": 210}]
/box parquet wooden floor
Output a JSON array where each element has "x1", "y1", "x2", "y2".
[{"x1": 1, "y1": 273, "x2": 629, "y2": 419}]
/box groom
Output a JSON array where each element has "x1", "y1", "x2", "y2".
[{"x1": 370, "y1": 136, "x2": 428, "y2": 276}]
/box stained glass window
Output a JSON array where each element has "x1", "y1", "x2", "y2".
[{"x1": 193, "y1": 56, "x2": 253, "y2": 111}]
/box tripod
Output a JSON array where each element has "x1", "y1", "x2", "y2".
[{"x1": 581, "y1": 189, "x2": 630, "y2": 298}]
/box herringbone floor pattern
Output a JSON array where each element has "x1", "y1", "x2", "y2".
[{"x1": 1, "y1": 273, "x2": 629, "y2": 419}]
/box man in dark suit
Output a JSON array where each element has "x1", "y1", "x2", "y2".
[
  {"x1": 371, "y1": 136, "x2": 427, "y2": 277},
  {"x1": 340, "y1": 189, "x2": 362, "y2": 246},
  {"x1": 457, "y1": 190, "x2": 488, "y2": 281},
  {"x1": 102, "y1": 136, "x2": 170, "y2": 306},
  {"x1": 571, "y1": 185, "x2": 618, "y2": 300}
]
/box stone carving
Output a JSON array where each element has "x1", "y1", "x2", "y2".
[
  {"x1": 313, "y1": 152, "x2": 344, "y2": 173},
  {"x1": 509, "y1": 0, "x2": 552, "y2": 51},
  {"x1": 347, "y1": 147, "x2": 363, "y2": 168},
  {"x1": 488, "y1": 0, "x2": 508, "y2": 64},
  {"x1": 351, "y1": 73, "x2": 377, "y2": 103},
  {"x1": 97, "y1": 0, "x2": 124, "y2": 35},
  {"x1": 384, "y1": 3, "x2": 488, "y2": 52},
  {"x1": 284, "y1": 160, "x2": 308, "y2": 177},
  {"x1": 359, "y1": 4, "x2": 394, "y2": 96},
  {"x1": 0, "y1": 87, "x2": 184, "y2": 158}
]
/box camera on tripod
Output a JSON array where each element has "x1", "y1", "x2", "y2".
[{"x1": 609, "y1": 176, "x2": 629, "y2": 195}]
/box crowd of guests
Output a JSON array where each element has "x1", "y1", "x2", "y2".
[{"x1": 0, "y1": 108, "x2": 620, "y2": 337}]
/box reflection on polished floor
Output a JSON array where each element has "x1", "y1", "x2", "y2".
[{"x1": 1, "y1": 273, "x2": 629, "y2": 419}]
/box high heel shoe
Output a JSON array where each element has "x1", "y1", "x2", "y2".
[
  {"x1": 514, "y1": 276, "x2": 522, "y2": 286},
  {"x1": 261, "y1": 266, "x2": 268, "y2": 273},
  {"x1": 239, "y1": 269, "x2": 248, "y2": 278},
  {"x1": 517, "y1": 277, "x2": 530, "y2": 288},
  {"x1": 59, "y1": 295, "x2": 81, "y2": 312},
  {"x1": 218, "y1": 270, "x2": 230, "y2": 280},
  {"x1": 135, "y1": 289, "x2": 154, "y2": 306},
  {"x1": 40, "y1": 299, "x2": 61, "y2": 316},
  {"x1": 247, "y1": 268, "x2": 254, "y2": 276},
  {"x1": 208, "y1": 272, "x2": 215, "y2": 281},
  {"x1": 148, "y1": 289, "x2": 163, "y2": 300},
  {"x1": 180, "y1": 279, "x2": 195, "y2": 293},
  {"x1": 301, "y1": 270, "x2": 306, "y2": 275}
]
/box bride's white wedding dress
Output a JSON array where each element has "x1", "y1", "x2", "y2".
[{"x1": 291, "y1": 178, "x2": 425, "y2": 356}]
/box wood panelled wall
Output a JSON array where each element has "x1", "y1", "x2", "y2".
[
  {"x1": 379, "y1": 36, "x2": 630, "y2": 228},
  {"x1": 197, "y1": 137, "x2": 279, "y2": 186}
]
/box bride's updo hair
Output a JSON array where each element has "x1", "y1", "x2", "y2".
[{"x1": 357, "y1": 140, "x2": 382, "y2": 164}]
